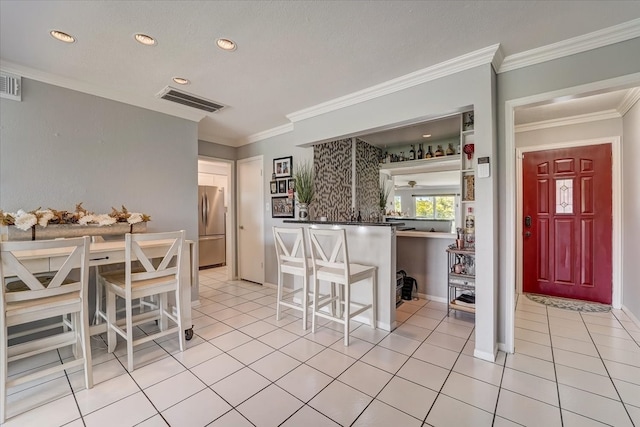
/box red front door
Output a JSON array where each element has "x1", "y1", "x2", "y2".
[{"x1": 523, "y1": 144, "x2": 612, "y2": 304}]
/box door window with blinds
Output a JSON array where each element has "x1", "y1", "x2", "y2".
[{"x1": 414, "y1": 195, "x2": 455, "y2": 219}]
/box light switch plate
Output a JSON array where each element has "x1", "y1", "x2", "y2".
[{"x1": 478, "y1": 156, "x2": 490, "y2": 178}]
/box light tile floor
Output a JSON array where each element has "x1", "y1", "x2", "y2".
[{"x1": 3, "y1": 266, "x2": 640, "y2": 426}]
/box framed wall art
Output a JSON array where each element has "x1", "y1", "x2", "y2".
[
  {"x1": 271, "y1": 196, "x2": 294, "y2": 218},
  {"x1": 273, "y1": 156, "x2": 292, "y2": 178},
  {"x1": 270, "y1": 181, "x2": 278, "y2": 194},
  {"x1": 277, "y1": 179, "x2": 287, "y2": 194}
]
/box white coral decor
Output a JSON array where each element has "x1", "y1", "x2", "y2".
[
  {"x1": 13, "y1": 210, "x2": 37, "y2": 231},
  {"x1": 95, "y1": 214, "x2": 117, "y2": 226},
  {"x1": 127, "y1": 213, "x2": 143, "y2": 224},
  {"x1": 36, "y1": 210, "x2": 54, "y2": 227}
]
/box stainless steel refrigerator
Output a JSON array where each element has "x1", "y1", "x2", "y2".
[{"x1": 198, "y1": 185, "x2": 226, "y2": 268}]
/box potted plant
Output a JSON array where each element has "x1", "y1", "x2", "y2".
[
  {"x1": 379, "y1": 179, "x2": 391, "y2": 216},
  {"x1": 293, "y1": 160, "x2": 315, "y2": 220}
]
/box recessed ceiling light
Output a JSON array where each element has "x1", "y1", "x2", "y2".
[
  {"x1": 172, "y1": 77, "x2": 190, "y2": 85},
  {"x1": 216, "y1": 38, "x2": 237, "y2": 51},
  {"x1": 422, "y1": 134, "x2": 432, "y2": 138},
  {"x1": 134, "y1": 33, "x2": 156, "y2": 46},
  {"x1": 50, "y1": 30, "x2": 75, "y2": 43}
]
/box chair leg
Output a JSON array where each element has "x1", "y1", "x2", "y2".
[
  {"x1": 1, "y1": 330, "x2": 7, "y2": 423},
  {"x1": 80, "y1": 307, "x2": 93, "y2": 389},
  {"x1": 175, "y1": 289, "x2": 185, "y2": 352},
  {"x1": 371, "y1": 271, "x2": 377, "y2": 330},
  {"x1": 125, "y1": 296, "x2": 134, "y2": 372},
  {"x1": 72, "y1": 312, "x2": 80, "y2": 359},
  {"x1": 159, "y1": 293, "x2": 168, "y2": 331},
  {"x1": 311, "y1": 276, "x2": 319, "y2": 334},
  {"x1": 93, "y1": 268, "x2": 103, "y2": 325},
  {"x1": 302, "y1": 274, "x2": 308, "y2": 330},
  {"x1": 344, "y1": 283, "x2": 350, "y2": 346},
  {"x1": 275, "y1": 271, "x2": 283, "y2": 321},
  {"x1": 106, "y1": 291, "x2": 116, "y2": 353}
]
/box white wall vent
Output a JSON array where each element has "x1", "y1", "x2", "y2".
[
  {"x1": 0, "y1": 72, "x2": 22, "y2": 101},
  {"x1": 156, "y1": 86, "x2": 225, "y2": 113}
]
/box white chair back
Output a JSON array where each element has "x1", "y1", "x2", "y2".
[
  {"x1": 273, "y1": 226, "x2": 309, "y2": 271},
  {"x1": 1, "y1": 237, "x2": 90, "y2": 306},
  {"x1": 125, "y1": 230, "x2": 184, "y2": 288},
  {"x1": 307, "y1": 228, "x2": 350, "y2": 280}
]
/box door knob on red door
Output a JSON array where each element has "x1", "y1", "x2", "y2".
[{"x1": 524, "y1": 231, "x2": 532, "y2": 238}]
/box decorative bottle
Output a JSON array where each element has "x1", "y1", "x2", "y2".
[
  {"x1": 446, "y1": 143, "x2": 455, "y2": 156},
  {"x1": 409, "y1": 145, "x2": 415, "y2": 161},
  {"x1": 425, "y1": 145, "x2": 433, "y2": 159},
  {"x1": 417, "y1": 144, "x2": 423, "y2": 159},
  {"x1": 434, "y1": 145, "x2": 444, "y2": 157},
  {"x1": 465, "y1": 207, "x2": 475, "y2": 244}
]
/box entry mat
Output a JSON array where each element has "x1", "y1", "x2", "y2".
[{"x1": 525, "y1": 293, "x2": 611, "y2": 313}]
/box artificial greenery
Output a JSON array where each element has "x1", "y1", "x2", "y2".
[
  {"x1": 379, "y1": 179, "x2": 391, "y2": 210},
  {"x1": 294, "y1": 160, "x2": 315, "y2": 204}
]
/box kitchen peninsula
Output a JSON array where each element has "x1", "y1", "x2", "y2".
[{"x1": 283, "y1": 219, "x2": 401, "y2": 331}]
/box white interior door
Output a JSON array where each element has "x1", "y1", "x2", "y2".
[{"x1": 238, "y1": 156, "x2": 264, "y2": 284}]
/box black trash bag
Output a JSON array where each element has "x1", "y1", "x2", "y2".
[{"x1": 402, "y1": 276, "x2": 418, "y2": 300}]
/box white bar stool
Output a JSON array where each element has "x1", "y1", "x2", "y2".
[
  {"x1": 273, "y1": 226, "x2": 314, "y2": 329},
  {"x1": 308, "y1": 227, "x2": 377, "y2": 346}
]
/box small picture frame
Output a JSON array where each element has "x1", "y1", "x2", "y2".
[
  {"x1": 271, "y1": 196, "x2": 294, "y2": 218},
  {"x1": 270, "y1": 181, "x2": 278, "y2": 194},
  {"x1": 462, "y1": 111, "x2": 474, "y2": 131},
  {"x1": 287, "y1": 178, "x2": 296, "y2": 191},
  {"x1": 277, "y1": 179, "x2": 287, "y2": 194},
  {"x1": 273, "y1": 156, "x2": 292, "y2": 178}
]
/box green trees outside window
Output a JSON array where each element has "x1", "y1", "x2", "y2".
[{"x1": 415, "y1": 196, "x2": 455, "y2": 219}]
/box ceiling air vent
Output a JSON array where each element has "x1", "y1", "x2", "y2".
[
  {"x1": 0, "y1": 72, "x2": 21, "y2": 101},
  {"x1": 156, "y1": 86, "x2": 225, "y2": 113}
]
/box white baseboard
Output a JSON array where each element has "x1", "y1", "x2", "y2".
[
  {"x1": 191, "y1": 299, "x2": 202, "y2": 308},
  {"x1": 622, "y1": 305, "x2": 640, "y2": 329},
  {"x1": 497, "y1": 342, "x2": 511, "y2": 354},
  {"x1": 474, "y1": 346, "x2": 498, "y2": 362},
  {"x1": 421, "y1": 293, "x2": 448, "y2": 304},
  {"x1": 262, "y1": 282, "x2": 278, "y2": 290}
]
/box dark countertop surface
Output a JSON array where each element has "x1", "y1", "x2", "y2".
[{"x1": 283, "y1": 220, "x2": 404, "y2": 227}]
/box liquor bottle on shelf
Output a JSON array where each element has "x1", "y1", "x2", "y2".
[
  {"x1": 465, "y1": 207, "x2": 475, "y2": 244},
  {"x1": 446, "y1": 143, "x2": 455, "y2": 155},
  {"x1": 417, "y1": 143, "x2": 423, "y2": 159},
  {"x1": 434, "y1": 145, "x2": 444, "y2": 157},
  {"x1": 357, "y1": 210, "x2": 362, "y2": 222},
  {"x1": 425, "y1": 145, "x2": 433, "y2": 158},
  {"x1": 409, "y1": 145, "x2": 415, "y2": 160}
]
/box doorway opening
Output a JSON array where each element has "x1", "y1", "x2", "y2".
[
  {"x1": 504, "y1": 78, "x2": 637, "y2": 354},
  {"x1": 198, "y1": 157, "x2": 235, "y2": 281}
]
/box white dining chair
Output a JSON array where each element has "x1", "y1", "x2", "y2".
[
  {"x1": 307, "y1": 227, "x2": 377, "y2": 346},
  {"x1": 1, "y1": 236, "x2": 93, "y2": 423},
  {"x1": 273, "y1": 226, "x2": 314, "y2": 329},
  {"x1": 102, "y1": 230, "x2": 185, "y2": 372}
]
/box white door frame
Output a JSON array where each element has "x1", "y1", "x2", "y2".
[
  {"x1": 515, "y1": 138, "x2": 621, "y2": 304},
  {"x1": 198, "y1": 155, "x2": 235, "y2": 281},
  {"x1": 237, "y1": 155, "x2": 265, "y2": 284},
  {"x1": 503, "y1": 73, "x2": 638, "y2": 354}
]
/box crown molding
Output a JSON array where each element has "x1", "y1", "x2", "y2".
[
  {"x1": 0, "y1": 62, "x2": 205, "y2": 123},
  {"x1": 618, "y1": 87, "x2": 640, "y2": 115},
  {"x1": 515, "y1": 110, "x2": 621, "y2": 133},
  {"x1": 492, "y1": 45, "x2": 506, "y2": 73},
  {"x1": 286, "y1": 44, "x2": 501, "y2": 124},
  {"x1": 243, "y1": 122, "x2": 294, "y2": 145},
  {"x1": 197, "y1": 132, "x2": 238, "y2": 147},
  {"x1": 499, "y1": 19, "x2": 640, "y2": 73}
]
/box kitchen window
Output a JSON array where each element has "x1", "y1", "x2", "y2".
[
  {"x1": 394, "y1": 196, "x2": 401, "y2": 213},
  {"x1": 414, "y1": 195, "x2": 455, "y2": 219}
]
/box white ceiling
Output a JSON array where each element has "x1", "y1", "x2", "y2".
[{"x1": 1, "y1": 1, "x2": 639, "y2": 147}]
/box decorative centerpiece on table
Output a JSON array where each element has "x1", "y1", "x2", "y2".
[
  {"x1": 0, "y1": 203, "x2": 150, "y2": 241},
  {"x1": 293, "y1": 161, "x2": 315, "y2": 221}
]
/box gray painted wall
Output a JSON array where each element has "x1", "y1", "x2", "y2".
[
  {"x1": 516, "y1": 118, "x2": 623, "y2": 147},
  {"x1": 498, "y1": 38, "x2": 640, "y2": 343},
  {"x1": 622, "y1": 99, "x2": 640, "y2": 319},
  {"x1": 198, "y1": 139, "x2": 237, "y2": 160},
  {"x1": 0, "y1": 78, "x2": 199, "y2": 242}
]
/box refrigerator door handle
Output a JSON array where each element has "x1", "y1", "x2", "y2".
[{"x1": 204, "y1": 193, "x2": 209, "y2": 227}]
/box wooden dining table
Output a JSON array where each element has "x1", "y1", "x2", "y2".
[{"x1": 8, "y1": 238, "x2": 197, "y2": 339}]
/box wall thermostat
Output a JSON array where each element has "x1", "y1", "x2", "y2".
[{"x1": 478, "y1": 156, "x2": 490, "y2": 178}]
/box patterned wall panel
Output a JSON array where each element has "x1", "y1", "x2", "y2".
[
  {"x1": 313, "y1": 139, "x2": 352, "y2": 221},
  {"x1": 312, "y1": 138, "x2": 382, "y2": 222},
  {"x1": 356, "y1": 139, "x2": 382, "y2": 220}
]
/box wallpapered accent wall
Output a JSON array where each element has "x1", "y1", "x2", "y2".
[
  {"x1": 356, "y1": 139, "x2": 382, "y2": 220},
  {"x1": 312, "y1": 138, "x2": 381, "y2": 221}
]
